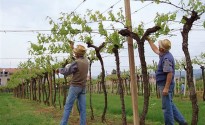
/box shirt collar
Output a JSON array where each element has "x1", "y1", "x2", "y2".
[{"x1": 159, "y1": 51, "x2": 169, "y2": 57}]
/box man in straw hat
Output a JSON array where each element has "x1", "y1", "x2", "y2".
[
  {"x1": 146, "y1": 37, "x2": 188, "y2": 125},
  {"x1": 57, "y1": 44, "x2": 89, "y2": 125}
]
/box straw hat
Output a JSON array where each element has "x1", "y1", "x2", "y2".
[
  {"x1": 73, "y1": 45, "x2": 86, "y2": 56},
  {"x1": 158, "y1": 39, "x2": 171, "y2": 51}
]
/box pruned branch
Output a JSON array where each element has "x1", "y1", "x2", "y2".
[
  {"x1": 118, "y1": 29, "x2": 140, "y2": 41},
  {"x1": 86, "y1": 41, "x2": 105, "y2": 52},
  {"x1": 99, "y1": 42, "x2": 106, "y2": 50},
  {"x1": 118, "y1": 29, "x2": 130, "y2": 37},
  {"x1": 118, "y1": 26, "x2": 161, "y2": 43},
  {"x1": 142, "y1": 26, "x2": 161, "y2": 40},
  {"x1": 182, "y1": 11, "x2": 200, "y2": 33}
]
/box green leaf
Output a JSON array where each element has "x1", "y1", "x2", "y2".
[
  {"x1": 181, "y1": 18, "x2": 186, "y2": 24},
  {"x1": 84, "y1": 36, "x2": 92, "y2": 43},
  {"x1": 170, "y1": 13, "x2": 176, "y2": 20},
  {"x1": 110, "y1": 31, "x2": 120, "y2": 46},
  {"x1": 133, "y1": 42, "x2": 138, "y2": 49},
  {"x1": 108, "y1": 11, "x2": 116, "y2": 21},
  {"x1": 137, "y1": 24, "x2": 144, "y2": 37},
  {"x1": 90, "y1": 14, "x2": 97, "y2": 21},
  {"x1": 84, "y1": 25, "x2": 92, "y2": 32},
  {"x1": 98, "y1": 22, "x2": 107, "y2": 36},
  {"x1": 164, "y1": 26, "x2": 170, "y2": 34},
  {"x1": 30, "y1": 43, "x2": 39, "y2": 51}
]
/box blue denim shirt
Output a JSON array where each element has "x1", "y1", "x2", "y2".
[{"x1": 156, "y1": 52, "x2": 175, "y2": 86}]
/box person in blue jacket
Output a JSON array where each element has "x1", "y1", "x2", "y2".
[
  {"x1": 180, "y1": 83, "x2": 185, "y2": 95},
  {"x1": 146, "y1": 37, "x2": 188, "y2": 125}
]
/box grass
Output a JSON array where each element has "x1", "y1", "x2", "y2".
[
  {"x1": 87, "y1": 94, "x2": 164, "y2": 124},
  {"x1": 87, "y1": 93, "x2": 205, "y2": 125},
  {"x1": 1, "y1": 92, "x2": 205, "y2": 125},
  {"x1": 0, "y1": 93, "x2": 60, "y2": 125}
]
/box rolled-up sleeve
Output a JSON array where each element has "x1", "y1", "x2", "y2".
[
  {"x1": 59, "y1": 61, "x2": 78, "y2": 76},
  {"x1": 162, "y1": 58, "x2": 173, "y2": 73}
]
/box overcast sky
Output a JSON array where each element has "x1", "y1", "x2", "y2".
[{"x1": 0, "y1": 0, "x2": 205, "y2": 75}]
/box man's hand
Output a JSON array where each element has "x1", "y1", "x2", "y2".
[
  {"x1": 163, "y1": 88, "x2": 169, "y2": 96},
  {"x1": 69, "y1": 40, "x2": 74, "y2": 50},
  {"x1": 145, "y1": 36, "x2": 151, "y2": 41}
]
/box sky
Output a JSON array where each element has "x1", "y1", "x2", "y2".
[{"x1": 0, "y1": 0, "x2": 205, "y2": 76}]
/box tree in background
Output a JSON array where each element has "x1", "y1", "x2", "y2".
[
  {"x1": 175, "y1": 58, "x2": 186, "y2": 83},
  {"x1": 192, "y1": 52, "x2": 205, "y2": 101}
]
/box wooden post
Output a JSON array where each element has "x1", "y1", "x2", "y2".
[{"x1": 124, "y1": 0, "x2": 139, "y2": 124}]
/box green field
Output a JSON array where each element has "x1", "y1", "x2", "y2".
[
  {"x1": 0, "y1": 92, "x2": 205, "y2": 125},
  {"x1": 0, "y1": 93, "x2": 60, "y2": 125}
]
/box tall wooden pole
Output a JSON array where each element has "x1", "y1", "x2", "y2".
[{"x1": 124, "y1": 0, "x2": 140, "y2": 125}]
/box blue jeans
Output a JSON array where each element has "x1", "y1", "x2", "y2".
[
  {"x1": 158, "y1": 85, "x2": 186, "y2": 125},
  {"x1": 60, "y1": 86, "x2": 86, "y2": 125}
]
